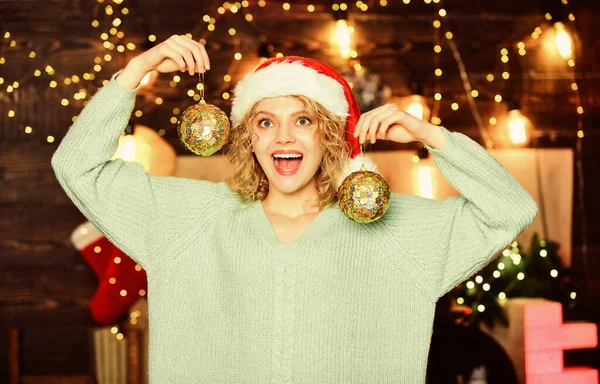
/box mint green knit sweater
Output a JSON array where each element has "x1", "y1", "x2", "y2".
[{"x1": 51, "y1": 74, "x2": 537, "y2": 383}]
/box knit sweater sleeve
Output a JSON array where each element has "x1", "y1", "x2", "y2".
[
  {"x1": 51, "y1": 72, "x2": 221, "y2": 273},
  {"x1": 386, "y1": 128, "x2": 538, "y2": 300}
]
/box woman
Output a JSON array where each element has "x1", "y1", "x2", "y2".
[{"x1": 52, "y1": 35, "x2": 537, "y2": 383}]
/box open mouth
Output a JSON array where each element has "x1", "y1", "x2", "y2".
[{"x1": 272, "y1": 153, "x2": 303, "y2": 175}]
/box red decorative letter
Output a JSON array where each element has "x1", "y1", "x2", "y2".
[{"x1": 524, "y1": 302, "x2": 598, "y2": 383}]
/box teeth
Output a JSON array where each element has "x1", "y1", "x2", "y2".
[{"x1": 273, "y1": 153, "x2": 303, "y2": 168}]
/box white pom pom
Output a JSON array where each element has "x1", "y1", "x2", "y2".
[{"x1": 334, "y1": 155, "x2": 378, "y2": 189}]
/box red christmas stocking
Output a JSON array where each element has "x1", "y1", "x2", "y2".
[{"x1": 71, "y1": 221, "x2": 148, "y2": 324}]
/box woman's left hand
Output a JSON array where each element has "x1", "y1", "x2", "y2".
[{"x1": 353, "y1": 103, "x2": 446, "y2": 148}]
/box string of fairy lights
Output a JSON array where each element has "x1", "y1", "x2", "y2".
[
  {"x1": 1, "y1": 0, "x2": 586, "y2": 145},
  {"x1": 455, "y1": 238, "x2": 577, "y2": 318},
  {"x1": 1, "y1": 0, "x2": 589, "y2": 337},
  {"x1": 430, "y1": 1, "x2": 495, "y2": 148},
  {"x1": 457, "y1": 241, "x2": 530, "y2": 310},
  {"x1": 430, "y1": 4, "x2": 443, "y2": 127},
  {"x1": 444, "y1": 0, "x2": 583, "y2": 314}
]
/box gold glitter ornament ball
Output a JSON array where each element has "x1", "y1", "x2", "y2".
[
  {"x1": 338, "y1": 170, "x2": 391, "y2": 223},
  {"x1": 177, "y1": 101, "x2": 230, "y2": 156}
]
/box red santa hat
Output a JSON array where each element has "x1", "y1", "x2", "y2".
[{"x1": 231, "y1": 56, "x2": 377, "y2": 184}]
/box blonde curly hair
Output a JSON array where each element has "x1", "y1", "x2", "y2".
[{"x1": 225, "y1": 95, "x2": 350, "y2": 208}]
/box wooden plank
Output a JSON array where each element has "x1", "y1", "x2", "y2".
[
  {"x1": 0, "y1": 203, "x2": 86, "y2": 238},
  {"x1": 0, "y1": 205, "x2": 88, "y2": 267},
  {"x1": 126, "y1": 328, "x2": 142, "y2": 384},
  {"x1": 18, "y1": 326, "x2": 94, "y2": 376},
  {"x1": 0, "y1": 9, "x2": 91, "y2": 21},
  {"x1": 0, "y1": 267, "x2": 95, "y2": 304},
  {"x1": 1, "y1": 243, "x2": 87, "y2": 269},
  {"x1": 1, "y1": 326, "x2": 96, "y2": 381},
  {"x1": 0, "y1": 266, "x2": 96, "y2": 329},
  {"x1": 9, "y1": 329, "x2": 18, "y2": 384},
  {"x1": 21, "y1": 376, "x2": 95, "y2": 384},
  {"x1": 0, "y1": 306, "x2": 95, "y2": 329}
]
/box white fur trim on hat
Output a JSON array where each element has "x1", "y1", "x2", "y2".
[
  {"x1": 231, "y1": 60, "x2": 349, "y2": 124},
  {"x1": 334, "y1": 154, "x2": 379, "y2": 189}
]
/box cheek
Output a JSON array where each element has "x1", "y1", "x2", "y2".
[
  {"x1": 312, "y1": 138, "x2": 325, "y2": 159},
  {"x1": 249, "y1": 133, "x2": 260, "y2": 152},
  {"x1": 314, "y1": 150, "x2": 324, "y2": 167},
  {"x1": 297, "y1": 129, "x2": 320, "y2": 146},
  {"x1": 312, "y1": 137, "x2": 325, "y2": 166}
]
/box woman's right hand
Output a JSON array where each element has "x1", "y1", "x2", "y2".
[
  {"x1": 116, "y1": 35, "x2": 210, "y2": 90},
  {"x1": 137, "y1": 34, "x2": 210, "y2": 75}
]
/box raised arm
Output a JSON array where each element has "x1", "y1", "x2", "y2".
[
  {"x1": 354, "y1": 104, "x2": 538, "y2": 300},
  {"x1": 395, "y1": 129, "x2": 538, "y2": 299},
  {"x1": 51, "y1": 35, "x2": 212, "y2": 272}
]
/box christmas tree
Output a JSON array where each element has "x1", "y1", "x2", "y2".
[{"x1": 452, "y1": 233, "x2": 580, "y2": 329}]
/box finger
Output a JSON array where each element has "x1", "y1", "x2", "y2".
[
  {"x1": 354, "y1": 114, "x2": 365, "y2": 138},
  {"x1": 354, "y1": 107, "x2": 377, "y2": 138},
  {"x1": 357, "y1": 112, "x2": 374, "y2": 145},
  {"x1": 369, "y1": 119, "x2": 381, "y2": 144},
  {"x1": 173, "y1": 35, "x2": 204, "y2": 73},
  {"x1": 360, "y1": 105, "x2": 394, "y2": 144},
  {"x1": 174, "y1": 35, "x2": 206, "y2": 73},
  {"x1": 377, "y1": 111, "x2": 404, "y2": 141},
  {"x1": 197, "y1": 41, "x2": 210, "y2": 70},
  {"x1": 181, "y1": 35, "x2": 210, "y2": 70},
  {"x1": 159, "y1": 45, "x2": 186, "y2": 72},
  {"x1": 369, "y1": 117, "x2": 381, "y2": 144},
  {"x1": 166, "y1": 39, "x2": 196, "y2": 75},
  {"x1": 371, "y1": 106, "x2": 402, "y2": 143},
  {"x1": 355, "y1": 104, "x2": 393, "y2": 142}
]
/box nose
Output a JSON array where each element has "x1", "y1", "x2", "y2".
[{"x1": 275, "y1": 122, "x2": 296, "y2": 144}]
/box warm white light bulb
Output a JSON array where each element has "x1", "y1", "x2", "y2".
[
  {"x1": 418, "y1": 166, "x2": 433, "y2": 199},
  {"x1": 336, "y1": 19, "x2": 351, "y2": 59},
  {"x1": 112, "y1": 130, "x2": 157, "y2": 173},
  {"x1": 508, "y1": 110, "x2": 528, "y2": 145},
  {"x1": 554, "y1": 22, "x2": 572, "y2": 59},
  {"x1": 407, "y1": 101, "x2": 424, "y2": 120},
  {"x1": 116, "y1": 135, "x2": 137, "y2": 161},
  {"x1": 397, "y1": 94, "x2": 430, "y2": 122}
]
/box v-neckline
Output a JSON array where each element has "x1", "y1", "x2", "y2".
[{"x1": 250, "y1": 200, "x2": 340, "y2": 248}]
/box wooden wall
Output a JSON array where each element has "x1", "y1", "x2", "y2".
[{"x1": 0, "y1": 141, "x2": 97, "y2": 378}]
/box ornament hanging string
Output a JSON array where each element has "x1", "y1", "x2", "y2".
[
  {"x1": 198, "y1": 72, "x2": 205, "y2": 103},
  {"x1": 359, "y1": 142, "x2": 367, "y2": 172}
]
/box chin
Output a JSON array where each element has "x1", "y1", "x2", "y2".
[
  {"x1": 269, "y1": 178, "x2": 309, "y2": 194},
  {"x1": 265, "y1": 172, "x2": 317, "y2": 195}
]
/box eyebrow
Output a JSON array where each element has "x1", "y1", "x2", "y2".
[{"x1": 255, "y1": 110, "x2": 309, "y2": 117}]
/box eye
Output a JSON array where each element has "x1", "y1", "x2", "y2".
[
  {"x1": 257, "y1": 118, "x2": 273, "y2": 128},
  {"x1": 297, "y1": 116, "x2": 312, "y2": 126}
]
